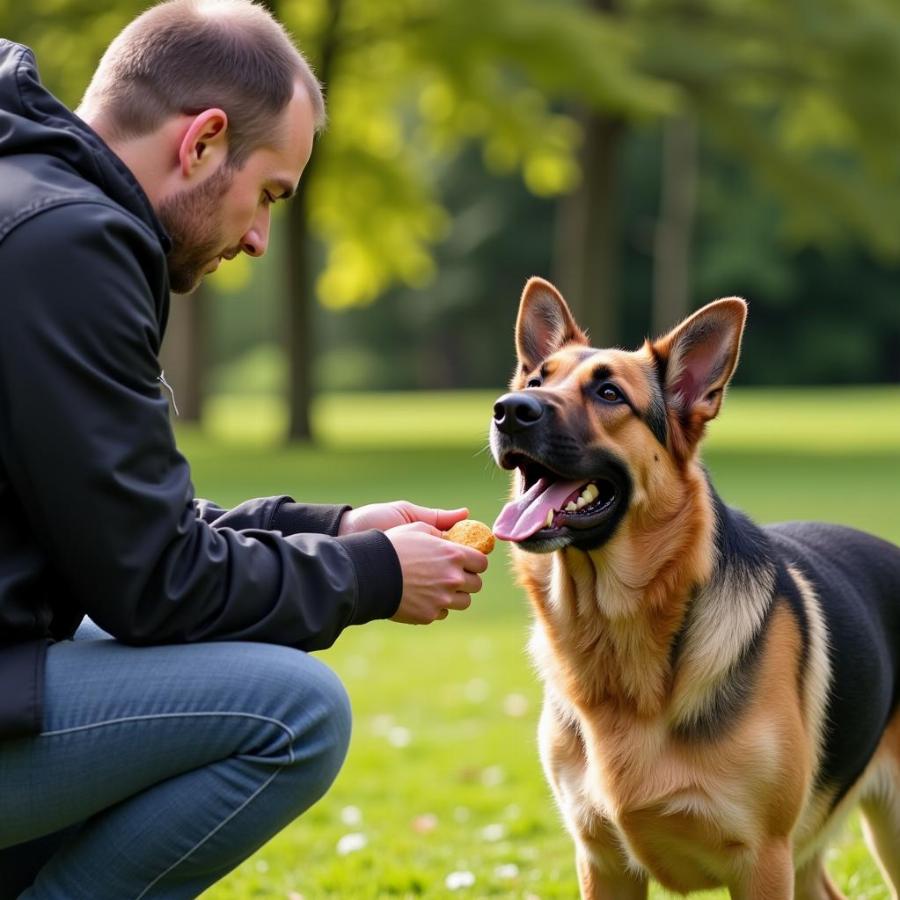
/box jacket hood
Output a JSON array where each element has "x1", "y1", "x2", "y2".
[{"x1": 0, "y1": 40, "x2": 169, "y2": 250}]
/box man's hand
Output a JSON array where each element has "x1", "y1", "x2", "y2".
[
  {"x1": 338, "y1": 501, "x2": 469, "y2": 537},
  {"x1": 338, "y1": 502, "x2": 489, "y2": 624},
  {"x1": 384, "y1": 522, "x2": 489, "y2": 624}
]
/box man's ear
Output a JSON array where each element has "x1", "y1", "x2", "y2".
[
  {"x1": 650, "y1": 297, "x2": 747, "y2": 458},
  {"x1": 514, "y1": 277, "x2": 587, "y2": 376},
  {"x1": 178, "y1": 108, "x2": 229, "y2": 180}
]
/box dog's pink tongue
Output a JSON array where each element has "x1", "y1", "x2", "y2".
[{"x1": 493, "y1": 477, "x2": 584, "y2": 542}]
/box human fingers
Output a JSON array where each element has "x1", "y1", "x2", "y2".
[
  {"x1": 445, "y1": 590, "x2": 474, "y2": 612},
  {"x1": 454, "y1": 570, "x2": 483, "y2": 596},
  {"x1": 387, "y1": 504, "x2": 469, "y2": 529},
  {"x1": 430, "y1": 507, "x2": 469, "y2": 531},
  {"x1": 386, "y1": 521, "x2": 443, "y2": 539},
  {"x1": 458, "y1": 546, "x2": 489, "y2": 574}
]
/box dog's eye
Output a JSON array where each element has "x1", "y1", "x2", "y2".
[
  {"x1": 598, "y1": 384, "x2": 623, "y2": 403},
  {"x1": 526, "y1": 378, "x2": 542, "y2": 389}
]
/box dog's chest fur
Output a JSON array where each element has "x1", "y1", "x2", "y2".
[{"x1": 522, "y1": 538, "x2": 814, "y2": 889}]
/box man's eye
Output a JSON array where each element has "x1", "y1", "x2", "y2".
[
  {"x1": 598, "y1": 383, "x2": 623, "y2": 403},
  {"x1": 262, "y1": 192, "x2": 275, "y2": 206}
]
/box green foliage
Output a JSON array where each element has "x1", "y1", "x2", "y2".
[
  {"x1": 281, "y1": 0, "x2": 900, "y2": 312},
  {"x1": 0, "y1": 0, "x2": 144, "y2": 106},
  {"x1": 632, "y1": 0, "x2": 900, "y2": 256},
  {"x1": 174, "y1": 386, "x2": 900, "y2": 898},
  {"x1": 275, "y1": 0, "x2": 676, "y2": 308}
]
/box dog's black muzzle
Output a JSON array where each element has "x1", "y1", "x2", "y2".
[
  {"x1": 490, "y1": 390, "x2": 633, "y2": 553},
  {"x1": 492, "y1": 392, "x2": 544, "y2": 435}
]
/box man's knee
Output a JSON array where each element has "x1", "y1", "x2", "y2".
[
  {"x1": 268, "y1": 651, "x2": 351, "y2": 809},
  {"x1": 250, "y1": 646, "x2": 351, "y2": 768},
  {"x1": 298, "y1": 653, "x2": 352, "y2": 774}
]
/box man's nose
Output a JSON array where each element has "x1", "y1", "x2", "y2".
[{"x1": 241, "y1": 208, "x2": 271, "y2": 258}]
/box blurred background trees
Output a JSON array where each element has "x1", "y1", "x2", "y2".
[{"x1": 2, "y1": 0, "x2": 899, "y2": 440}]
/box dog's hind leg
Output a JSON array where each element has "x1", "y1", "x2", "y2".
[
  {"x1": 575, "y1": 843, "x2": 647, "y2": 900},
  {"x1": 858, "y1": 713, "x2": 900, "y2": 898},
  {"x1": 860, "y1": 788, "x2": 900, "y2": 898},
  {"x1": 794, "y1": 854, "x2": 847, "y2": 900}
]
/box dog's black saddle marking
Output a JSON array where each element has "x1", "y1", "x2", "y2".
[{"x1": 768, "y1": 522, "x2": 900, "y2": 807}]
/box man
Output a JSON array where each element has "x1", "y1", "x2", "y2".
[{"x1": 0, "y1": 1, "x2": 489, "y2": 896}]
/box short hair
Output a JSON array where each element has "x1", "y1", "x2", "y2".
[{"x1": 79, "y1": 0, "x2": 326, "y2": 166}]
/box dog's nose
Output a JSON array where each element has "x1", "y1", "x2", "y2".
[{"x1": 493, "y1": 392, "x2": 544, "y2": 434}]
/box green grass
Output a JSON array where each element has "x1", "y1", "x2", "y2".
[{"x1": 185, "y1": 386, "x2": 900, "y2": 898}]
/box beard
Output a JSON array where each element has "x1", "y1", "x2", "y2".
[{"x1": 158, "y1": 165, "x2": 237, "y2": 294}]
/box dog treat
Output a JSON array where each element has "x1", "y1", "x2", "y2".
[{"x1": 443, "y1": 519, "x2": 495, "y2": 555}]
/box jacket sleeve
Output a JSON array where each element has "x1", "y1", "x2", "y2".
[
  {"x1": 194, "y1": 496, "x2": 351, "y2": 536},
  {"x1": 0, "y1": 202, "x2": 402, "y2": 648}
]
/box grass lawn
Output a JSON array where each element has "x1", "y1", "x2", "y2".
[{"x1": 180, "y1": 386, "x2": 900, "y2": 899}]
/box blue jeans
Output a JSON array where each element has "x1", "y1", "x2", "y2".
[{"x1": 0, "y1": 620, "x2": 352, "y2": 898}]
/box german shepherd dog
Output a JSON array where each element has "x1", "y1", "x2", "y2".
[{"x1": 489, "y1": 277, "x2": 900, "y2": 898}]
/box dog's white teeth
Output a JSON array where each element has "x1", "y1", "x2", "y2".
[
  {"x1": 545, "y1": 510, "x2": 554, "y2": 528},
  {"x1": 571, "y1": 483, "x2": 599, "y2": 512}
]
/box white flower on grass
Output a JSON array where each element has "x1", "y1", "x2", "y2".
[
  {"x1": 370, "y1": 714, "x2": 394, "y2": 736},
  {"x1": 445, "y1": 870, "x2": 476, "y2": 891},
  {"x1": 254, "y1": 859, "x2": 269, "y2": 873},
  {"x1": 387, "y1": 725, "x2": 412, "y2": 747},
  {"x1": 480, "y1": 823, "x2": 506, "y2": 842},
  {"x1": 340, "y1": 805, "x2": 363, "y2": 826},
  {"x1": 481, "y1": 765, "x2": 505, "y2": 787},
  {"x1": 453, "y1": 806, "x2": 471, "y2": 823},
  {"x1": 336, "y1": 833, "x2": 368, "y2": 855},
  {"x1": 494, "y1": 863, "x2": 520, "y2": 880},
  {"x1": 503, "y1": 693, "x2": 529, "y2": 717}
]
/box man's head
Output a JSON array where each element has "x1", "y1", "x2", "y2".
[{"x1": 78, "y1": 0, "x2": 325, "y2": 293}]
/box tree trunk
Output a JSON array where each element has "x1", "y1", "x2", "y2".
[
  {"x1": 158, "y1": 286, "x2": 207, "y2": 422},
  {"x1": 652, "y1": 116, "x2": 698, "y2": 338},
  {"x1": 285, "y1": 186, "x2": 314, "y2": 441},
  {"x1": 274, "y1": 0, "x2": 344, "y2": 443},
  {"x1": 553, "y1": 0, "x2": 623, "y2": 347},
  {"x1": 553, "y1": 111, "x2": 625, "y2": 347}
]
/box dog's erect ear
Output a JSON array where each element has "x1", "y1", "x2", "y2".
[
  {"x1": 650, "y1": 298, "x2": 747, "y2": 457},
  {"x1": 515, "y1": 277, "x2": 587, "y2": 375}
]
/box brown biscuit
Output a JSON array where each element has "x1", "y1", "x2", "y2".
[{"x1": 443, "y1": 519, "x2": 495, "y2": 555}]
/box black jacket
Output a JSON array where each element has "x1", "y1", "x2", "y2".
[{"x1": 0, "y1": 42, "x2": 402, "y2": 738}]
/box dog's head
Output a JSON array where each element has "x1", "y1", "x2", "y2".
[{"x1": 490, "y1": 277, "x2": 746, "y2": 553}]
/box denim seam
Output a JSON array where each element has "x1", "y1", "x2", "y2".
[
  {"x1": 133, "y1": 764, "x2": 286, "y2": 900},
  {"x1": 40, "y1": 712, "x2": 297, "y2": 765}
]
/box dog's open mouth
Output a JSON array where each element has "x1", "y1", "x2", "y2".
[{"x1": 493, "y1": 458, "x2": 618, "y2": 544}]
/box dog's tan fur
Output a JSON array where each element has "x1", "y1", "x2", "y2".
[{"x1": 497, "y1": 278, "x2": 900, "y2": 897}]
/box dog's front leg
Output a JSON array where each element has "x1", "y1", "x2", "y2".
[
  {"x1": 729, "y1": 840, "x2": 794, "y2": 900},
  {"x1": 575, "y1": 842, "x2": 648, "y2": 900}
]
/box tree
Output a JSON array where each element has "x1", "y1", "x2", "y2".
[
  {"x1": 634, "y1": 0, "x2": 900, "y2": 338},
  {"x1": 262, "y1": 0, "x2": 673, "y2": 437}
]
